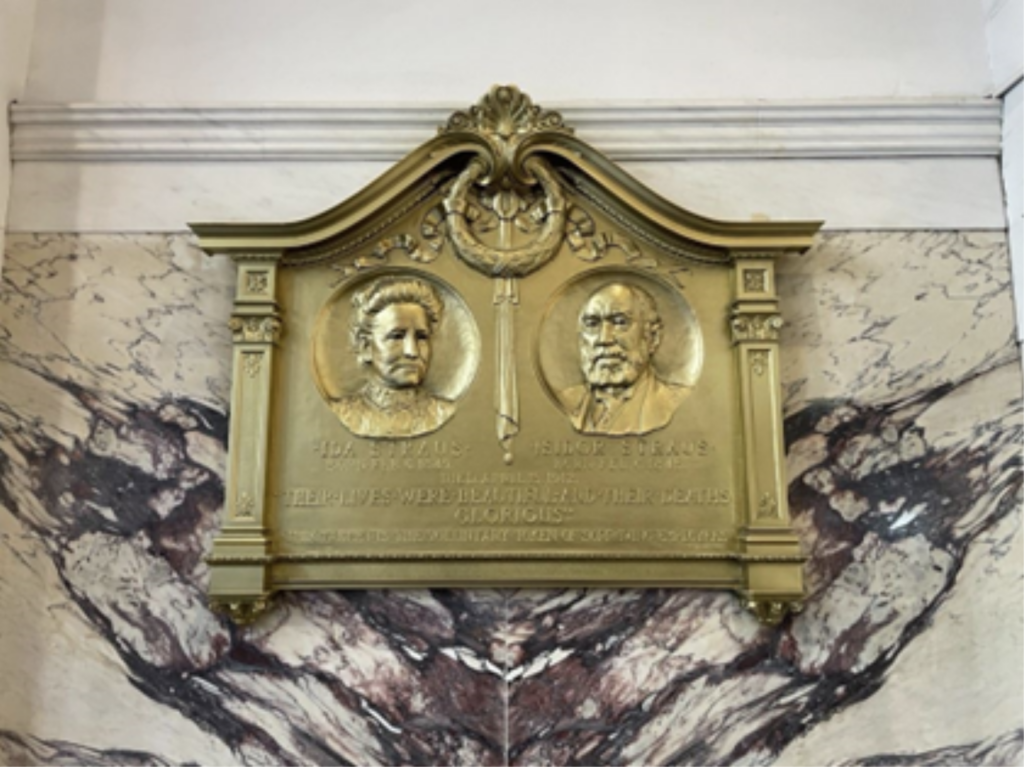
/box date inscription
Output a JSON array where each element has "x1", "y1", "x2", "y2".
[
  {"x1": 282, "y1": 527, "x2": 732, "y2": 547},
  {"x1": 291, "y1": 435, "x2": 733, "y2": 556}
]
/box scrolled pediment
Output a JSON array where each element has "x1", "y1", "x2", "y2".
[{"x1": 191, "y1": 85, "x2": 822, "y2": 259}]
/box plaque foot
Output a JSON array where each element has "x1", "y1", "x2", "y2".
[
  {"x1": 211, "y1": 595, "x2": 272, "y2": 626},
  {"x1": 745, "y1": 596, "x2": 803, "y2": 626}
]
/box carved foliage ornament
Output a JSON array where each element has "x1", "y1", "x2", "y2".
[
  {"x1": 440, "y1": 84, "x2": 573, "y2": 143},
  {"x1": 246, "y1": 271, "x2": 269, "y2": 294},
  {"x1": 432, "y1": 88, "x2": 581, "y2": 460},
  {"x1": 229, "y1": 315, "x2": 282, "y2": 344},
  {"x1": 731, "y1": 313, "x2": 783, "y2": 343},
  {"x1": 211, "y1": 597, "x2": 269, "y2": 626},
  {"x1": 746, "y1": 599, "x2": 803, "y2": 626},
  {"x1": 444, "y1": 157, "x2": 566, "y2": 278},
  {"x1": 749, "y1": 350, "x2": 769, "y2": 377},
  {"x1": 744, "y1": 269, "x2": 767, "y2": 293}
]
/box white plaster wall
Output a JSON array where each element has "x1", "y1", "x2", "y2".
[
  {"x1": 983, "y1": 0, "x2": 1023, "y2": 340},
  {"x1": 0, "y1": 0, "x2": 37, "y2": 266},
  {"x1": 22, "y1": 0, "x2": 992, "y2": 103},
  {"x1": 5, "y1": 0, "x2": 1011, "y2": 238},
  {"x1": 7, "y1": 153, "x2": 1008, "y2": 234},
  {"x1": 983, "y1": 0, "x2": 1024, "y2": 92},
  {"x1": 1003, "y1": 82, "x2": 1023, "y2": 340},
  {"x1": 5, "y1": 0, "x2": 1008, "y2": 236}
]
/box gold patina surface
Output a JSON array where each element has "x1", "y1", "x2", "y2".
[{"x1": 192, "y1": 86, "x2": 823, "y2": 625}]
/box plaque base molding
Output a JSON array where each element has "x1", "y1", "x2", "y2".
[
  {"x1": 207, "y1": 527, "x2": 273, "y2": 626},
  {"x1": 204, "y1": 545, "x2": 808, "y2": 626}
]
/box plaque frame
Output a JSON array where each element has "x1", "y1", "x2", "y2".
[{"x1": 190, "y1": 86, "x2": 822, "y2": 626}]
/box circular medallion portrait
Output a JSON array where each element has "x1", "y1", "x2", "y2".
[
  {"x1": 312, "y1": 268, "x2": 480, "y2": 439},
  {"x1": 535, "y1": 268, "x2": 704, "y2": 437}
]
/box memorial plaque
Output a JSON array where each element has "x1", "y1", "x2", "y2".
[{"x1": 191, "y1": 86, "x2": 822, "y2": 625}]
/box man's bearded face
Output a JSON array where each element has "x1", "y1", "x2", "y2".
[{"x1": 578, "y1": 285, "x2": 654, "y2": 389}]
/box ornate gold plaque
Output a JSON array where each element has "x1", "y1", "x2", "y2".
[{"x1": 191, "y1": 86, "x2": 822, "y2": 626}]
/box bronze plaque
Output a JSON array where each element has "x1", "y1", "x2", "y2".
[{"x1": 191, "y1": 86, "x2": 822, "y2": 625}]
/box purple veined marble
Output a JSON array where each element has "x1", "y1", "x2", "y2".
[{"x1": 0, "y1": 232, "x2": 1020, "y2": 766}]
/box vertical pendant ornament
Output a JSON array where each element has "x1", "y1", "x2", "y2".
[
  {"x1": 494, "y1": 277, "x2": 520, "y2": 463},
  {"x1": 443, "y1": 126, "x2": 567, "y2": 462}
]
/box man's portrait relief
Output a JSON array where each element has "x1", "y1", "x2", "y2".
[
  {"x1": 312, "y1": 271, "x2": 479, "y2": 439},
  {"x1": 538, "y1": 272, "x2": 703, "y2": 437}
]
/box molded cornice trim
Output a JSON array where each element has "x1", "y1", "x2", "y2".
[{"x1": 11, "y1": 99, "x2": 1001, "y2": 162}]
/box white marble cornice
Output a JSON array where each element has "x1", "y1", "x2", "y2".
[{"x1": 11, "y1": 99, "x2": 1001, "y2": 162}]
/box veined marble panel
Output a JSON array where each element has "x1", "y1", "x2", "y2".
[{"x1": 0, "y1": 232, "x2": 1020, "y2": 765}]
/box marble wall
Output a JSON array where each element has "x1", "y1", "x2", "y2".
[{"x1": 0, "y1": 231, "x2": 1021, "y2": 765}]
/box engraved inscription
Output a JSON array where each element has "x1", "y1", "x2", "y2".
[
  {"x1": 280, "y1": 484, "x2": 731, "y2": 511},
  {"x1": 533, "y1": 438, "x2": 712, "y2": 471},
  {"x1": 574, "y1": 528, "x2": 730, "y2": 544},
  {"x1": 282, "y1": 527, "x2": 732, "y2": 547},
  {"x1": 284, "y1": 528, "x2": 513, "y2": 545},
  {"x1": 281, "y1": 488, "x2": 393, "y2": 507},
  {"x1": 313, "y1": 438, "x2": 468, "y2": 471},
  {"x1": 533, "y1": 438, "x2": 711, "y2": 457}
]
